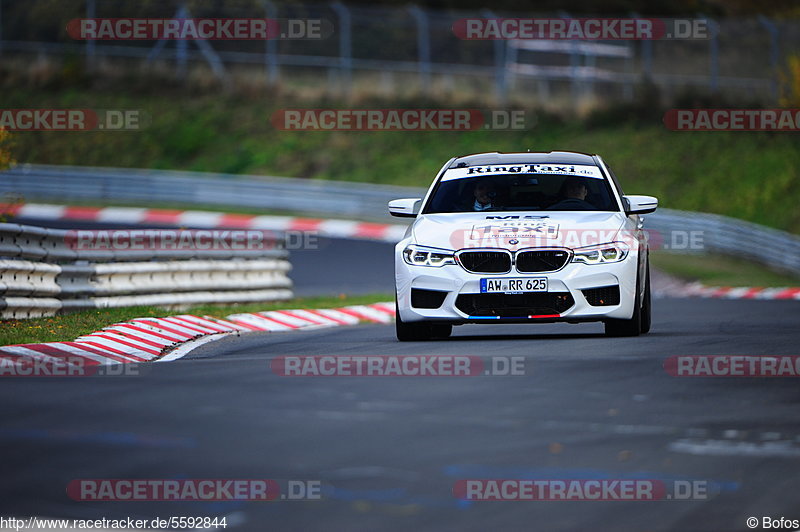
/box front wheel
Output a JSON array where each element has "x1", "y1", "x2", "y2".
[
  {"x1": 604, "y1": 262, "x2": 649, "y2": 337},
  {"x1": 640, "y1": 260, "x2": 652, "y2": 334},
  {"x1": 396, "y1": 300, "x2": 452, "y2": 341}
]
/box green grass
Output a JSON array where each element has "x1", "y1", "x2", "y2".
[
  {"x1": 2, "y1": 86, "x2": 800, "y2": 233},
  {"x1": 651, "y1": 251, "x2": 800, "y2": 287},
  {"x1": 0, "y1": 293, "x2": 392, "y2": 346}
]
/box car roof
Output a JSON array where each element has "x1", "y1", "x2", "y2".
[{"x1": 449, "y1": 151, "x2": 597, "y2": 168}]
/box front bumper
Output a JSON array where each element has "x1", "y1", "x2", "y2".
[{"x1": 395, "y1": 243, "x2": 638, "y2": 324}]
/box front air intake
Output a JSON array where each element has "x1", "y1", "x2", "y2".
[
  {"x1": 582, "y1": 285, "x2": 621, "y2": 306},
  {"x1": 411, "y1": 288, "x2": 448, "y2": 309},
  {"x1": 456, "y1": 250, "x2": 512, "y2": 274},
  {"x1": 455, "y1": 292, "x2": 575, "y2": 317},
  {"x1": 516, "y1": 249, "x2": 571, "y2": 273}
]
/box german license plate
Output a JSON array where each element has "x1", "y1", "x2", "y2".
[{"x1": 480, "y1": 278, "x2": 548, "y2": 294}]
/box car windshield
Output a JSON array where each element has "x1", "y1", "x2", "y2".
[{"x1": 423, "y1": 169, "x2": 619, "y2": 214}]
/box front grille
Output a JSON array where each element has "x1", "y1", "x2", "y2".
[
  {"x1": 455, "y1": 292, "x2": 575, "y2": 317},
  {"x1": 411, "y1": 288, "x2": 448, "y2": 309},
  {"x1": 516, "y1": 249, "x2": 570, "y2": 272},
  {"x1": 457, "y1": 251, "x2": 511, "y2": 274},
  {"x1": 582, "y1": 285, "x2": 620, "y2": 306}
]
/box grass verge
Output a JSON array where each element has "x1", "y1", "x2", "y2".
[
  {"x1": 0, "y1": 293, "x2": 392, "y2": 346},
  {"x1": 2, "y1": 86, "x2": 800, "y2": 233}
]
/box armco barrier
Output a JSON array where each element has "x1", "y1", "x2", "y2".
[
  {"x1": 0, "y1": 223, "x2": 293, "y2": 319},
  {"x1": 0, "y1": 164, "x2": 417, "y2": 221},
  {"x1": 646, "y1": 209, "x2": 800, "y2": 276},
  {"x1": 2, "y1": 164, "x2": 800, "y2": 275}
]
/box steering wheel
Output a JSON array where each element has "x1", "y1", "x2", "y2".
[{"x1": 546, "y1": 198, "x2": 594, "y2": 211}]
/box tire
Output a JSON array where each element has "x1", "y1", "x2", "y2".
[
  {"x1": 430, "y1": 323, "x2": 453, "y2": 339},
  {"x1": 395, "y1": 299, "x2": 452, "y2": 341},
  {"x1": 640, "y1": 259, "x2": 652, "y2": 334},
  {"x1": 604, "y1": 267, "x2": 643, "y2": 337}
]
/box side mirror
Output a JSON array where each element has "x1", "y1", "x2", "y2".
[
  {"x1": 623, "y1": 195, "x2": 658, "y2": 215},
  {"x1": 388, "y1": 198, "x2": 422, "y2": 218}
]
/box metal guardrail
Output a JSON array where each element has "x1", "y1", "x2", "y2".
[
  {"x1": 646, "y1": 209, "x2": 800, "y2": 276},
  {"x1": 0, "y1": 222, "x2": 293, "y2": 318},
  {"x1": 1, "y1": 164, "x2": 417, "y2": 221},
  {"x1": 3, "y1": 164, "x2": 800, "y2": 278}
]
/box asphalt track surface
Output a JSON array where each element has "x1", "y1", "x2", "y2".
[{"x1": 3, "y1": 218, "x2": 800, "y2": 531}]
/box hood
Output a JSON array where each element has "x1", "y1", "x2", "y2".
[{"x1": 412, "y1": 211, "x2": 629, "y2": 251}]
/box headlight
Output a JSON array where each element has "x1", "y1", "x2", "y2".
[
  {"x1": 403, "y1": 245, "x2": 456, "y2": 267},
  {"x1": 571, "y1": 242, "x2": 630, "y2": 264}
]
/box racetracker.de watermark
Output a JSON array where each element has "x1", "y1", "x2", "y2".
[
  {"x1": 453, "y1": 479, "x2": 711, "y2": 500},
  {"x1": 67, "y1": 18, "x2": 332, "y2": 40},
  {"x1": 664, "y1": 355, "x2": 800, "y2": 377},
  {"x1": 64, "y1": 229, "x2": 318, "y2": 251},
  {"x1": 0, "y1": 357, "x2": 144, "y2": 378},
  {"x1": 448, "y1": 224, "x2": 704, "y2": 252},
  {"x1": 271, "y1": 109, "x2": 534, "y2": 131},
  {"x1": 270, "y1": 355, "x2": 526, "y2": 376},
  {"x1": 452, "y1": 18, "x2": 711, "y2": 40},
  {"x1": 0, "y1": 109, "x2": 146, "y2": 131},
  {"x1": 664, "y1": 109, "x2": 800, "y2": 131},
  {"x1": 67, "y1": 479, "x2": 322, "y2": 501}
]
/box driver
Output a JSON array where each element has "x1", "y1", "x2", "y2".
[
  {"x1": 471, "y1": 180, "x2": 497, "y2": 211},
  {"x1": 547, "y1": 177, "x2": 593, "y2": 210},
  {"x1": 564, "y1": 178, "x2": 588, "y2": 201}
]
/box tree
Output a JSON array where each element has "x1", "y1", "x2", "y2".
[
  {"x1": 0, "y1": 128, "x2": 13, "y2": 171},
  {"x1": 780, "y1": 55, "x2": 800, "y2": 107}
]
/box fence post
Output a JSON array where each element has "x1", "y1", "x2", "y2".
[
  {"x1": 331, "y1": 1, "x2": 352, "y2": 96},
  {"x1": 642, "y1": 39, "x2": 652, "y2": 78},
  {"x1": 505, "y1": 40, "x2": 518, "y2": 94},
  {"x1": 408, "y1": 5, "x2": 431, "y2": 95},
  {"x1": 481, "y1": 9, "x2": 506, "y2": 104},
  {"x1": 192, "y1": 35, "x2": 230, "y2": 88},
  {"x1": 758, "y1": 16, "x2": 780, "y2": 102},
  {"x1": 623, "y1": 42, "x2": 635, "y2": 101},
  {"x1": 626, "y1": 12, "x2": 644, "y2": 102},
  {"x1": 558, "y1": 11, "x2": 581, "y2": 104},
  {"x1": 86, "y1": 0, "x2": 96, "y2": 71},
  {"x1": 709, "y1": 18, "x2": 719, "y2": 93},
  {"x1": 263, "y1": 0, "x2": 279, "y2": 84},
  {"x1": 570, "y1": 42, "x2": 581, "y2": 103},
  {"x1": 176, "y1": 4, "x2": 188, "y2": 80},
  {"x1": 584, "y1": 43, "x2": 596, "y2": 99}
]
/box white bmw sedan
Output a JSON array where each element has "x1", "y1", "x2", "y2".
[{"x1": 389, "y1": 151, "x2": 658, "y2": 341}]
